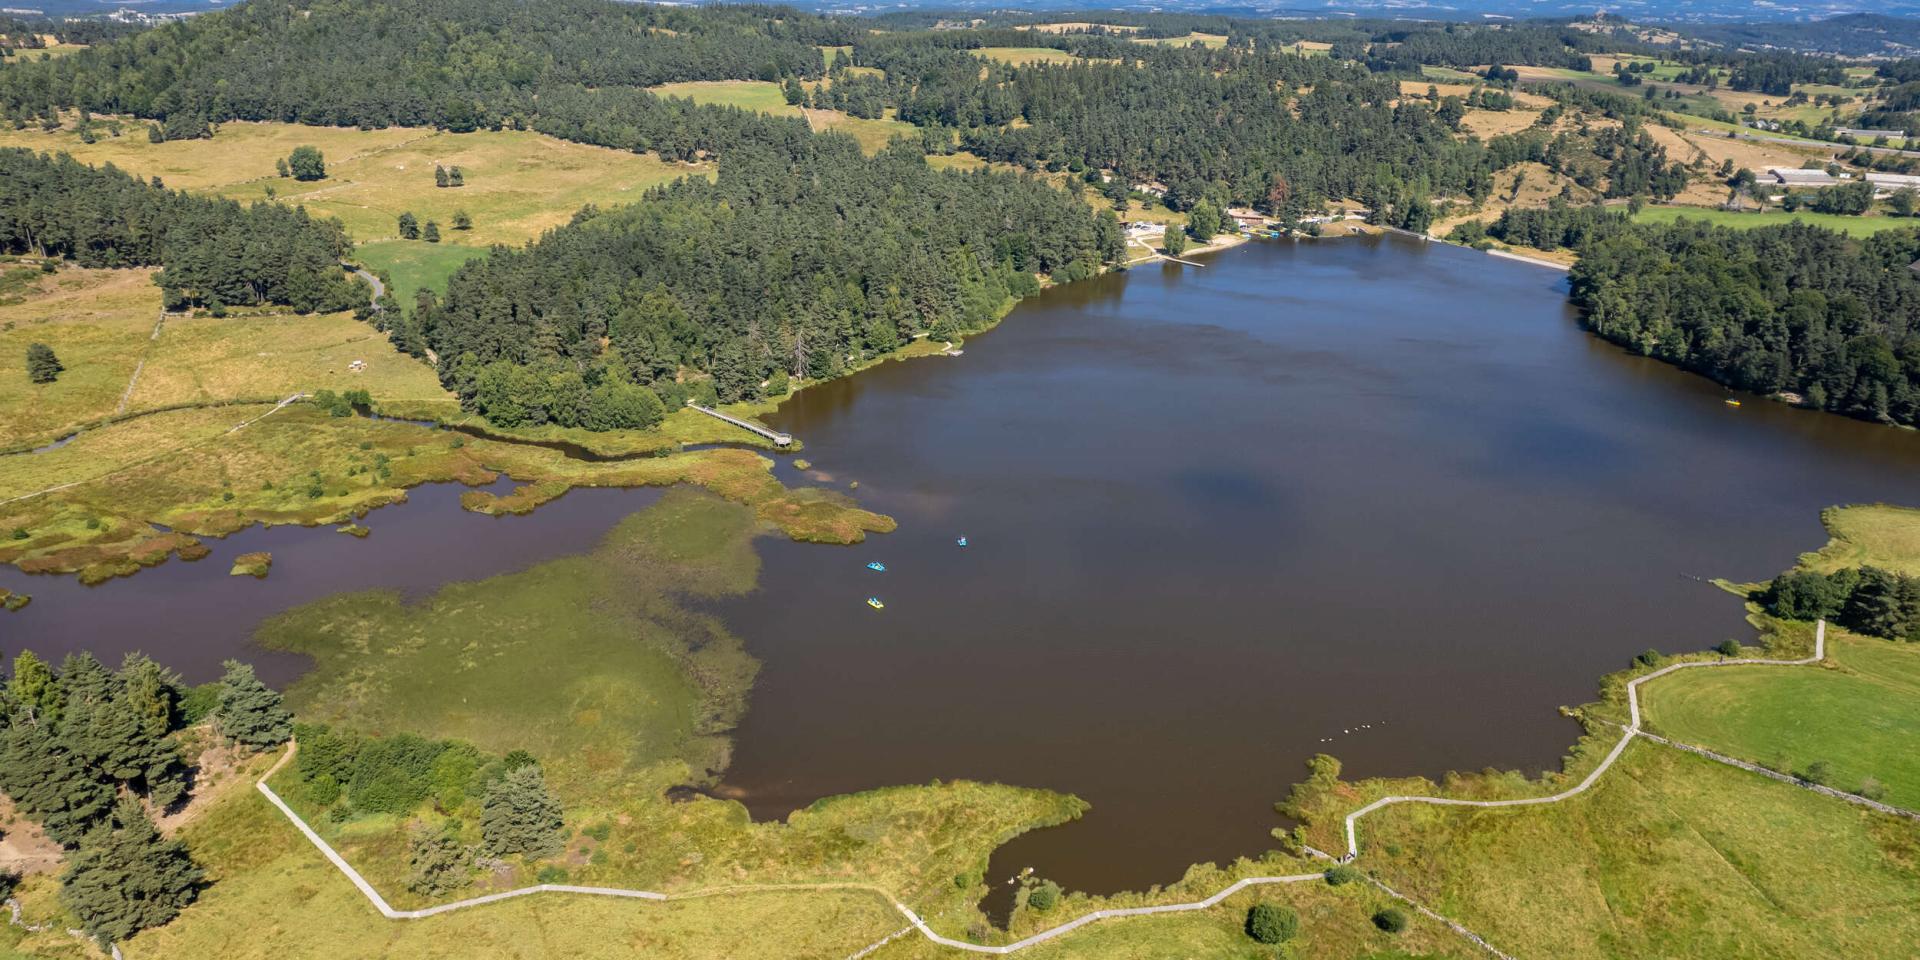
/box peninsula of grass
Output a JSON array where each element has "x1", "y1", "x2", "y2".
[{"x1": 1792, "y1": 503, "x2": 1920, "y2": 576}]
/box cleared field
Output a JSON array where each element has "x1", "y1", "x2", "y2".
[
  {"x1": 925, "y1": 151, "x2": 988, "y2": 172},
  {"x1": 650, "y1": 80, "x2": 914, "y2": 154},
  {"x1": 1641, "y1": 630, "x2": 1920, "y2": 807},
  {"x1": 353, "y1": 239, "x2": 488, "y2": 307},
  {"x1": 1359, "y1": 740, "x2": 1920, "y2": 959},
  {"x1": 1633, "y1": 206, "x2": 1920, "y2": 238},
  {"x1": 1130, "y1": 32, "x2": 1227, "y2": 49},
  {"x1": 806, "y1": 108, "x2": 917, "y2": 154},
  {"x1": 0, "y1": 120, "x2": 424, "y2": 192},
  {"x1": 0, "y1": 264, "x2": 447, "y2": 448},
  {"x1": 974, "y1": 46, "x2": 1082, "y2": 65},
  {"x1": 220, "y1": 128, "x2": 698, "y2": 247},
  {"x1": 0, "y1": 119, "x2": 700, "y2": 254},
  {"x1": 126, "y1": 309, "x2": 448, "y2": 410},
  {"x1": 651, "y1": 79, "x2": 800, "y2": 115},
  {"x1": 1022, "y1": 22, "x2": 1141, "y2": 34},
  {"x1": 0, "y1": 266, "x2": 158, "y2": 445}
]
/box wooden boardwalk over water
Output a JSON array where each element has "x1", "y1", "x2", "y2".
[{"x1": 687, "y1": 403, "x2": 793, "y2": 446}]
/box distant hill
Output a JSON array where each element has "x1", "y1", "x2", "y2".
[
  {"x1": 1670, "y1": 13, "x2": 1920, "y2": 56},
  {"x1": 798, "y1": 1, "x2": 1920, "y2": 25}
]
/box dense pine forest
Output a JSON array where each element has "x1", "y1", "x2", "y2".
[
  {"x1": 423, "y1": 138, "x2": 1117, "y2": 419},
  {"x1": 1570, "y1": 220, "x2": 1920, "y2": 425},
  {"x1": 0, "y1": 149, "x2": 364, "y2": 311},
  {"x1": 0, "y1": 0, "x2": 846, "y2": 129}
]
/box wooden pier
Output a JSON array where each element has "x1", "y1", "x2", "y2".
[{"x1": 687, "y1": 403, "x2": 793, "y2": 447}]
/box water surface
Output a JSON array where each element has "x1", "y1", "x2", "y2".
[{"x1": 714, "y1": 234, "x2": 1920, "y2": 894}]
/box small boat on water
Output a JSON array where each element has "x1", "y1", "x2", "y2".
[
  {"x1": 1724, "y1": 398, "x2": 1742, "y2": 407},
  {"x1": 866, "y1": 597, "x2": 885, "y2": 610},
  {"x1": 867, "y1": 561, "x2": 886, "y2": 572},
  {"x1": 956, "y1": 536, "x2": 968, "y2": 547}
]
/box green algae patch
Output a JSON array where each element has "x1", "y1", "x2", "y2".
[
  {"x1": 229, "y1": 552, "x2": 272, "y2": 578},
  {"x1": 1, "y1": 405, "x2": 891, "y2": 581},
  {"x1": 335, "y1": 523, "x2": 369, "y2": 538},
  {"x1": 0, "y1": 589, "x2": 28, "y2": 611}
]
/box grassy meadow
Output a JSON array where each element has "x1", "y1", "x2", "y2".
[
  {"x1": 0, "y1": 266, "x2": 158, "y2": 444},
  {"x1": 340, "y1": 239, "x2": 486, "y2": 308},
  {"x1": 0, "y1": 118, "x2": 705, "y2": 302},
  {"x1": 1641, "y1": 630, "x2": 1920, "y2": 807},
  {"x1": 0, "y1": 264, "x2": 448, "y2": 448},
  {"x1": 973, "y1": 47, "x2": 1084, "y2": 65},
  {"x1": 1633, "y1": 206, "x2": 1920, "y2": 238},
  {"x1": 1358, "y1": 741, "x2": 1920, "y2": 959},
  {"x1": 1794, "y1": 503, "x2": 1920, "y2": 576},
  {"x1": 649, "y1": 79, "x2": 915, "y2": 154}
]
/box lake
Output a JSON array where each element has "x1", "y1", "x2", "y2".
[
  {"x1": 7, "y1": 233, "x2": 1920, "y2": 898},
  {"x1": 712, "y1": 234, "x2": 1920, "y2": 895}
]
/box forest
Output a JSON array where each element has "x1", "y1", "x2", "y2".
[
  {"x1": 0, "y1": 0, "x2": 847, "y2": 129},
  {"x1": 421, "y1": 137, "x2": 1117, "y2": 421},
  {"x1": 1569, "y1": 220, "x2": 1920, "y2": 426},
  {"x1": 0, "y1": 654, "x2": 292, "y2": 944},
  {"x1": 0, "y1": 148, "x2": 365, "y2": 311},
  {"x1": 1763, "y1": 566, "x2": 1920, "y2": 642}
]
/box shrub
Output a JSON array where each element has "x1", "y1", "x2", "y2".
[
  {"x1": 1633, "y1": 648, "x2": 1661, "y2": 667},
  {"x1": 535, "y1": 864, "x2": 568, "y2": 884},
  {"x1": 287, "y1": 145, "x2": 326, "y2": 181},
  {"x1": 1324, "y1": 863, "x2": 1362, "y2": 886},
  {"x1": 1245, "y1": 903, "x2": 1298, "y2": 944},
  {"x1": 1799, "y1": 760, "x2": 1832, "y2": 786},
  {"x1": 1372, "y1": 907, "x2": 1408, "y2": 933},
  {"x1": 306, "y1": 773, "x2": 342, "y2": 806},
  {"x1": 1860, "y1": 777, "x2": 1887, "y2": 801},
  {"x1": 1025, "y1": 880, "x2": 1061, "y2": 912},
  {"x1": 1715, "y1": 639, "x2": 1742, "y2": 657}
]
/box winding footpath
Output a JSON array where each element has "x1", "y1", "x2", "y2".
[
  {"x1": 246, "y1": 619, "x2": 1910, "y2": 959},
  {"x1": 1341, "y1": 620, "x2": 1829, "y2": 859}
]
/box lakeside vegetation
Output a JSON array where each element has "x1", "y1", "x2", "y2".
[{"x1": 6, "y1": 2, "x2": 1920, "y2": 956}]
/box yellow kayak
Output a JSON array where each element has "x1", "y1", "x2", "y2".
[
  {"x1": 867, "y1": 597, "x2": 884, "y2": 610},
  {"x1": 1724, "y1": 398, "x2": 1742, "y2": 408}
]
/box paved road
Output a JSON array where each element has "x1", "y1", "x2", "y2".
[
  {"x1": 1702, "y1": 129, "x2": 1920, "y2": 159},
  {"x1": 350, "y1": 265, "x2": 385, "y2": 308}
]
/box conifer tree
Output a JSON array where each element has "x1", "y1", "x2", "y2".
[
  {"x1": 0, "y1": 722, "x2": 114, "y2": 845},
  {"x1": 434, "y1": 164, "x2": 449, "y2": 188},
  {"x1": 447, "y1": 165, "x2": 464, "y2": 187},
  {"x1": 59, "y1": 797, "x2": 202, "y2": 944},
  {"x1": 480, "y1": 765, "x2": 564, "y2": 859},
  {"x1": 405, "y1": 824, "x2": 470, "y2": 896},
  {"x1": 423, "y1": 221, "x2": 441, "y2": 243},
  {"x1": 214, "y1": 660, "x2": 291, "y2": 750},
  {"x1": 25, "y1": 342, "x2": 60, "y2": 383}
]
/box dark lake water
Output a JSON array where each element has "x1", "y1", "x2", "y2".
[
  {"x1": 713, "y1": 234, "x2": 1920, "y2": 895},
  {"x1": 6, "y1": 233, "x2": 1920, "y2": 899}
]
